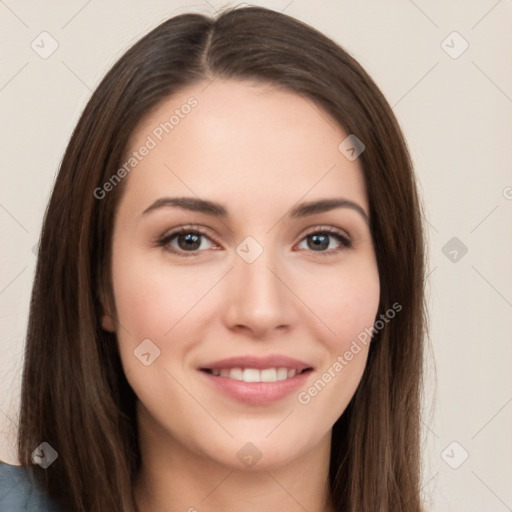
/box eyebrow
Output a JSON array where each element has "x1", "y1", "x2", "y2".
[{"x1": 141, "y1": 196, "x2": 369, "y2": 223}]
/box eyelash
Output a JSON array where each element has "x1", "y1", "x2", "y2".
[{"x1": 156, "y1": 224, "x2": 352, "y2": 258}]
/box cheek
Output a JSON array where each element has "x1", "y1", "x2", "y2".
[
  {"x1": 298, "y1": 255, "x2": 380, "y2": 351},
  {"x1": 109, "y1": 250, "x2": 211, "y2": 405},
  {"x1": 111, "y1": 249, "x2": 216, "y2": 339},
  {"x1": 294, "y1": 258, "x2": 380, "y2": 422}
]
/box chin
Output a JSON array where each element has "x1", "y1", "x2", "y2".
[{"x1": 198, "y1": 430, "x2": 320, "y2": 472}]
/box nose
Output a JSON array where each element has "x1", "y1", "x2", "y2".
[{"x1": 221, "y1": 247, "x2": 295, "y2": 338}]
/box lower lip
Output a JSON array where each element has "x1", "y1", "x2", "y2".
[{"x1": 199, "y1": 369, "x2": 313, "y2": 405}]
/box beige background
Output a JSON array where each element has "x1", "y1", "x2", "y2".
[{"x1": 1, "y1": 0, "x2": 511, "y2": 510}]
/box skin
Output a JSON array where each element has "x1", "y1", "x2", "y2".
[{"x1": 101, "y1": 78, "x2": 380, "y2": 512}]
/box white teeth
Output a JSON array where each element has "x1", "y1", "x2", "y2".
[
  {"x1": 260, "y1": 368, "x2": 277, "y2": 382},
  {"x1": 208, "y1": 367, "x2": 305, "y2": 382},
  {"x1": 229, "y1": 367, "x2": 243, "y2": 380},
  {"x1": 276, "y1": 368, "x2": 288, "y2": 381},
  {"x1": 242, "y1": 368, "x2": 260, "y2": 382}
]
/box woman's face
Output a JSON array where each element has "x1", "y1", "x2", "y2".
[{"x1": 102, "y1": 78, "x2": 380, "y2": 470}]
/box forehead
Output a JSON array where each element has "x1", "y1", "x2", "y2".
[{"x1": 119, "y1": 78, "x2": 368, "y2": 219}]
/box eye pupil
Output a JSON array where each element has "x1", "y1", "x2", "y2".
[
  {"x1": 308, "y1": 233, "x2": 329, "y2": 251},
  {"x1": 178, "y1": 233, "x2": 201, "y2": 250}
]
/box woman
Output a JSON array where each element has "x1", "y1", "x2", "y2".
[{"x1": 0, "y1": 5, "x2": 426, "y2": 511}]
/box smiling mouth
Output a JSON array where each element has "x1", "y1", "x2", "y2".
[{"x1": 200, "y1": 367, "x2": 313, "y2": 383}]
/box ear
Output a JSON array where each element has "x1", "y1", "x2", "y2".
[
  {"x1": 98, "y1": 285, "x2": 117, "y2": 332},
  {"x1": 101, "y1": 312, "x2": 116, "y2": 332}
]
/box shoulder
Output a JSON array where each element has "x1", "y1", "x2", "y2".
[{"x1": 0, "y1": 460, "x2": 60, "y2": 512}]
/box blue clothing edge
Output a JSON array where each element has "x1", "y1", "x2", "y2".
[{"x1": 0, "y1": 460, "x2": 60, "y2": 512}]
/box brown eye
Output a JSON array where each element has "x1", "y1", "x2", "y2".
[
  {"x1": 159, "y1": 228, "x2": 217, "y2": 256},
  {"x1": 297, "y1": 228, "x2": 352, "y2": 254}
]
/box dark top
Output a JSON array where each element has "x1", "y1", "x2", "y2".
[{"x1": 0, "y1": 461, "x2": 60, "y2": 512}]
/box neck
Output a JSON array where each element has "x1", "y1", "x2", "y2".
[{"x1": 134, "y1": 407, "x2": 335, "y2": 512}]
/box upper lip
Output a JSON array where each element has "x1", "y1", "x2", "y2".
[{"x1": 199, "y1": 354, "x2": 313, "y2": 372}]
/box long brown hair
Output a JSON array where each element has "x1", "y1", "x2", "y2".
[{"x1": 18, "y1": 5, "x2": 426, "y2": 511}]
